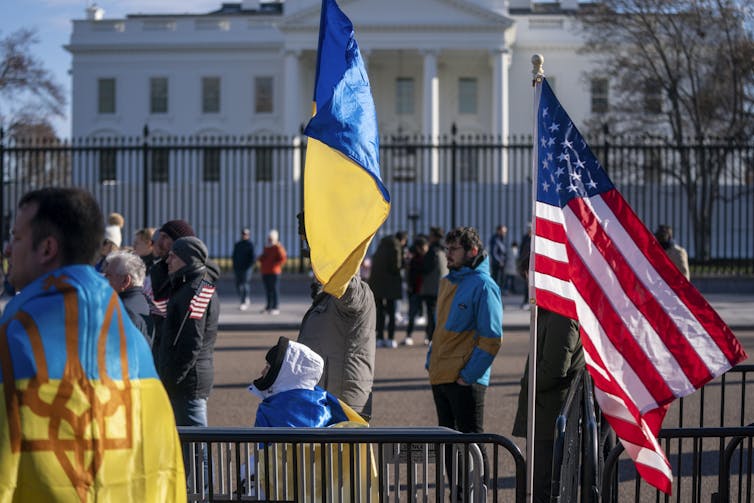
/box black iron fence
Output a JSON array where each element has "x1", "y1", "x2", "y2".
[
  {"x1": 554, "y1": 364, "x2": 754, "y2": 503},
  {"x1": 177, "y1": 426, "x2": 525, "y2": 502},
  {"x1": 2, "y1": 129, "x2": 752, "y2": 274}
]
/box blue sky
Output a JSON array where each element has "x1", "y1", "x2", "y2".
[{"x1": 2, "y1": 0, "x2": 218, "y2": 137}]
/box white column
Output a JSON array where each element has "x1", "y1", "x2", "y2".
[
  {"x1": 422, "y1": 49, "x2": 440, "y2": 184},
  {"x1": 490, "y1": 48, "x2": 511, "y2": 183},
  {"x1": 284, "y1": 49, "x2": 303, "y2": 182},
  {"x1": 283, "y1": 49, "x2": 302, "y2": 137}
]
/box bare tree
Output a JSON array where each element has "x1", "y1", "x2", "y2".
[
  {"x1": 0, "y1": 28, "x2": 65, "y2": 130},
  {"x1": 579, "y1": 0, "x2": 754, "y2": 261}
]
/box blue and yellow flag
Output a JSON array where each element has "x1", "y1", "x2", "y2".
[
  {"x1": 304, "y1": 0, "x2": 391, "y2": 298},
  {"x1": 0, "y1": 266, "x2": 185, "y2": 502}
]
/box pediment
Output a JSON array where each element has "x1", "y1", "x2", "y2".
[{"x1": 283, "y1": 0, "x2": 513, "y2": 30}]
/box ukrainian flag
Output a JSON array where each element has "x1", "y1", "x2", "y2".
[{"x1": 304, "y1": 0, "x2": 391, "y2": 298}]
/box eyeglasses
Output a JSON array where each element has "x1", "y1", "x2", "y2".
[{"x1": 444, "y1": 245, "x2": 464, "y2": 253}]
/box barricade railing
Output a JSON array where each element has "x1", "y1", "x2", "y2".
[
  {"x1": 601, "y1": 364, "x2": 754, "y2": 502},
  {"x1": 177, "y1": 426, "x2": 526, "y2": 502},
  {"x1": 551, "y1": 369, "x2": 599, "y2": 503},
  {"x1": 553, "y1": 364, "x2": 754, "y2": 502}
]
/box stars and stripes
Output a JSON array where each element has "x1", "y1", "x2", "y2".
[
  {"x1": 532, "y1": 78, "x2": 747, "y2": 493},
  {"x1": 189, "y1": 284, "x2": 216, "y2": 320},
  {"x1": 150, "y1": 297, "x2": 168, "y2": 317}
]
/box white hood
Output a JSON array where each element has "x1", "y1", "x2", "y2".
[{"x1": 248, "y1": 340, "x2": 324, "y2": 399}]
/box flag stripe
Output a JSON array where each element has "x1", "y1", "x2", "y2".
[
  {"x1": 601, "y1": 190, "x2": 745, "y2": 368},
  {"x1": 565, "y1": 196, "x2": 706, "y2": 399}
]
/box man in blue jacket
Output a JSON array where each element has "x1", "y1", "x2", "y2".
[{"x1": 426, "y1": 226, "x2": 503, "y2": 489}]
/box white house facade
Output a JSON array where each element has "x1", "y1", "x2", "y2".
[{"x1": 66, "y1": 0, "x2": 602, "y2": 141}]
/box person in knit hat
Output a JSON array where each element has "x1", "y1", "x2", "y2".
[
  {"x1": 158, "y1": 235, "x2": 220, "y2": 441},
  {"x1": 148, "y1": 219, "x2": 196, "y2": 363},
  {"x1": 257, "y1": 229, "x2": 287, "y2": 315},
  {"x1": 94, "y1": 224, "x2": 122, "y2": 272}
]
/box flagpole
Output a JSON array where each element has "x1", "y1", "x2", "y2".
[{"x1": 525, "y1": 53, "x2": 544, "y2": 503}]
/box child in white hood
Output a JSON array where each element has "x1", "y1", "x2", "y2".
[{"x1": 248, "y1": 337, "x2": 366, "y2": 427}]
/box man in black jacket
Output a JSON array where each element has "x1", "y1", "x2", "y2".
[
  {"x1": 158, "y1": 236, "x2": 220, "y2": 429},
  {"x1": 148, "y1": 219, "x2": 195, "y2": 360},
  {"x1": 232, "y1": 228, "x2": 255, "y2": 310}
]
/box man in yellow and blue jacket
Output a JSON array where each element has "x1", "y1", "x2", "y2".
[
  {"x1": 0, "y1": 188, "x2": 185, "y2": 502},
  {"x1": 426, "y1": 226, "x2": 502, "y2": 486}
]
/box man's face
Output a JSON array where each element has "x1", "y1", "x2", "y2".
[
  {"x1": 242, "y1": 231, "x2": 250, "y2": 241},
  {"x1": 166, "y1": 250, "x2": 186, "y2": 274},
  {"x1": 445, "y1": 240, "x2": 478, "y2": 271},
  {"x1": 8, "y1": 203, "x2": 50, "y2": 290},
  {"x1": 154, "y1": 231, "x2": 174, "y2": 258}
]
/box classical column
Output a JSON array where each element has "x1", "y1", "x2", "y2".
[
  {"x1": 422, "y1": 49, "x2": 440, "y2": 184},
  {"x1": 490, "y1": 47, "x2": 511, "y2": 182},
  {"x1": 283, "y1": 49, "x2": 302, "y2": 138}
]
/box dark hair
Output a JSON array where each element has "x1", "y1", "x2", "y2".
[
  {"x1": 411, "y1": 235, "x2": 429, "y2": 251},
  {"x1": 445, "y1": 226, "x2": 483, "y2": 253},
  {"x1": 429, "y1": 226, "x2": 444, "y2": 240},
  {"x1": 19, "y1": 187, "x2": 104, "y2": 265},
  {"x1": 395, "y1": 230, "x2": 408, "y2": 242}
]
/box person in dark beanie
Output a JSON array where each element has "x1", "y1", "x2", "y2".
[
  {"x1": 147, "y1": 219, "x2": 196, "y2": 362},
  {"x1": 158, "y1": 236, "x2": 220, "y2": 428}
]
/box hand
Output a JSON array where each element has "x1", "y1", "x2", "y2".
[{"x1": 456, "y1": 377, "x2": 469, "y2": 386}]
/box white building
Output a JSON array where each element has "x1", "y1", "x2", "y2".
[{"x1": 66, "y1": 0, "x2": 602, "y2": 141}]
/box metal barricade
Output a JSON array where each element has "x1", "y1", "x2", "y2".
[{"x1": 178, "y1": 427, "x2": 525, "y2": 502}]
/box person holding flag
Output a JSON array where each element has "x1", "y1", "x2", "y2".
[
  {"x1": 301, "y1": 0, "x2": 391, "y2": 299},
  {"x1": 525, "y1": 55, "x2": 747, "y2": 494},
  {"x1": 296, "y1": 0, "x2": 386, "y2": 419}
]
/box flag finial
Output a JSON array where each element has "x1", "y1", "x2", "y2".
[{"x1": 531, "y1": 54, "x2": 544, "y2": 86}]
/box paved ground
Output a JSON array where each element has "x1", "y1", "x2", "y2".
[{"x1": 216, "y1": 273, "x2": 754, "y2": 331}]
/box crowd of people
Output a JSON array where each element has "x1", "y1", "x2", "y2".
[{"x1": 0, "y1": 186, "x2": 692, "y2": 500}]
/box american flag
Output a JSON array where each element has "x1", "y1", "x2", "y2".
[
  {"x1": 189, "y1": 283, "x2": 216, "y2": 320},
  {"x1": 532, "y1": 78, "x2": 747, "y2": 493}
]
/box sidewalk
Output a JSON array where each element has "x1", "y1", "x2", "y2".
[{"x1": 217, "y1": 274, "x2": 754, "y2": 331}]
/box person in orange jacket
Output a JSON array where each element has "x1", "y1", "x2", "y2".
[{"x1": 257, "y1": 229, "x2": 287, "y2": 315}]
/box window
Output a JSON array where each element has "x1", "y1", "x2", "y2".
[
  {"x1": 150, "y1": 77, "x2": 168, "y2": 114},
  {"x1": 150, "y1": 149, "x2": 169, "y2": 182},
  {"x1": 99, "y1": 149, "x2": 117, "y2": 183},
  {"x1": 255, "y1": 148, "x2": 273, "y2": 182},
  {"x1": 203, "y1": 148, "x2": 221, "y2": 182},
  {"x1": 202, "y1": 76, "x2": 221, "y2": 113},
  {"x1": 590, "y1": 78, "x2": 608, "y2": 114},
  {"x1": 458, "y1": 78, "x2": 477, "y2": 114},
  {"x1": 98, "y1": 78, "x2": 116, "y2": 114},
  {"x1": 644, "y1": 80, "x2": 663, "y2": 114},
  {"x1": 255, "y1": 76, "x2": 274, "y2": 114},
  {"x1": 396, "y1": 78, "x2": 414, "y2": 115}
]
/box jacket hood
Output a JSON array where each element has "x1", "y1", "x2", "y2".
[
  {"x1": 447, "y1": 252, "x2": 491, "y2": 282},
  {"x1": 247, "y1": 340, "x2": 324, "y2": 400}
]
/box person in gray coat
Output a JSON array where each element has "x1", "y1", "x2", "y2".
[
  {"x1": 294, "y1": 211, "x2": 377, "y2": 420},
  {"x1": 368, "y1": 231, "x2": 407, "y2": 348}
]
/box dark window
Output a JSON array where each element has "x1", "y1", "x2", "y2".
[
  {"x1": 98, "y1": 78, "x2": 116, "y2": 114},
  {"x1": 150, "y1": 149, "x2": 169, "y2": 182},
  {"x1": 459, "y1": 77, "x2": 478, "y2": 114},
  {"x1": 150, "y1": 77, "x2": 168, "y2": 114},
  {"x1": 396, "y1": 78, "x2": 414, "y2": 115},
  {"x1": 99, "y1": 148, "x2": 117, "y2": 183},
  {"x1": 255, "y1": 76, "x2": 274, "y2": 114},
  {"x1": 644, "y1": 80, "x2": 663, "y2": 114},
  {"x1": 202, "y1": 76, "x2": 221, "y2": 113},
  {"x1": 203, "y1": 148, "x2": 221, "y2": 182},
  {"x1": 590, "y1": 78, "x2": 608, "y2": 114}
]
